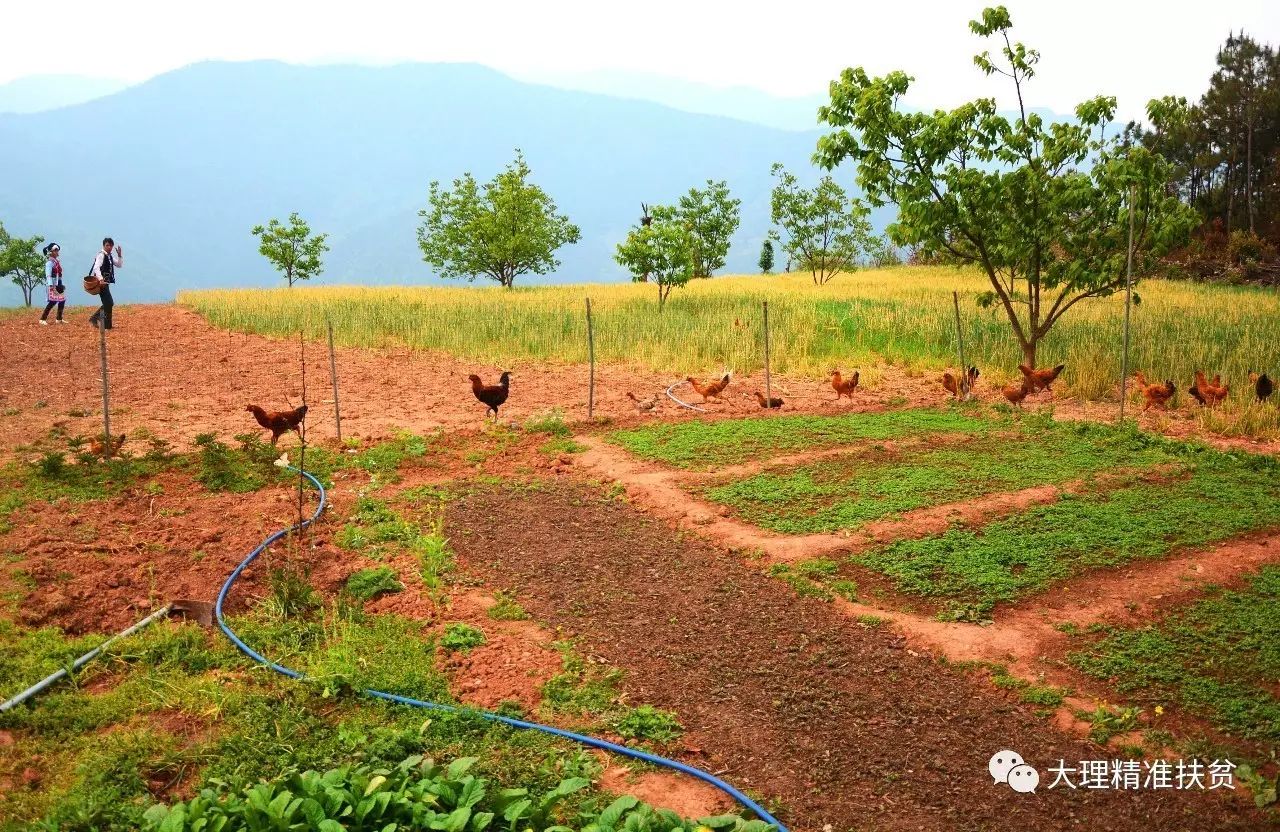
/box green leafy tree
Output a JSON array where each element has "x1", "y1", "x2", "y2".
[
  {"x1": 417, "y1": 150, "x2": 580, "y2": 289},
  {"x1": 251, "y1": 212, "x2": 329, "y2": 287},
  {"x1": 768, "y1": 163, "x2": 874, "y2": 285},
  {"x1": 0, "y1": 228, "x2": 47, "y2": 306},
  {"x1": 758, "y1": 239, "x2": 775, "y2": 273},
  {"x1": 652, "y1": 180, "x2": 740, "y2": 278},
  {"x1": 815, "y1": 6, "x2": 1198, "y2": 366},
  {"x1": 615, "y1": 212, "x2": 695, "y2": 310}
]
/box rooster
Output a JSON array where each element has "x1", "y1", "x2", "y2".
[
  {"x1": 754, "y1": 391, "x2": 784, "y2": 409},
  {"x1": 90, "y1": 433, "x2": 127, "y2": 458},
  {"x1": 1189, "y1": 371, "x2": 1228, "y2": 408},
  {"x1": 627, "y1": 392, "x2": 658, "y2": 414},
  {"x1": 942, "y1": 366, "x2": 980, "y2": 400},
  {"x1": 1018, "y1": 363, "x2": 1066, "y2": 394},
  {"x1": 469, "y1": 372, "x2": 511, "y2": 417},
  {"x1": 1250, "y1": 371, "x2": 1273, "y2": 403},
  {"x1": 1001, "y1": 380, "x2": 1031, "y2": 408},
  {"x1": 1133, "y1": 372, "x2": 1176, "y2": 412},
  {"x1": 830, "y1": 370, "x2": 860, "y2": 400},
  {"x1": 686, "y1": 373, "x2": 731, "y2": 402},
  {"x1": 246, "y1": 404, "x2": 308, "y2": 446}
]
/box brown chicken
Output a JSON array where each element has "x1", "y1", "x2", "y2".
[
  {"x1": 686, "y1": 373, "x2": 731, "y2": 402},
  {"x1": 89, "y1": 433, "x2": 127, "y2": 458},
  {"x1": 247, "y1": 404, "x2": 308, "y2": 445},
  {"x1": 754, "y1": 391, "x2": 784, "y2": 409},
  {"x1": 1133, "y1": 372, "x2": 1176, "y2": 412},
  {"x1": 942, "y1": 366, "x2": 980, "y2": 400},
  {"x1": 830, "y1": 370, "x2": 860, "y2": 400},
  {"x1": 469, "y1": 372, "x2": 511, "y2": 417},
  {"x1": 1189, "y1": 371, "x2": 1228, "y2": 407},
  {"x1": 627, "y1": 391, "x2": 658, "y2": 414},
  {"x1": 1001, "y1": 380, "x2": 1031, "y2": 408},
  {"x1": 1018, "y1": 363, "x2": 1066, "y2": 394}
]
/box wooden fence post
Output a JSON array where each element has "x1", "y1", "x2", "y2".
[
  {"x1": 1119, "y1": 184, "x2": 1136, "y2": 423},
  {"x1": 762, "y1": 301, "x2": 772, "y2": 407},
  {"x1": 952, "y1": 291, "x2": 969, "y2": 399},
  {"x1": 586, "y1": 298, "x2": 596, "y2": 420},
  {"x1": 327, "y1": 320, "x2": 342, "y2": 443},
  {"x1": 98, "y1": 323, "x2": 111, "y2": 442}
]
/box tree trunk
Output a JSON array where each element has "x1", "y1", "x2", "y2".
[
  {"x1": 22, "y1": 285, "x2": 33, "y2": 306},
  {"x1": 1246, "y1": 116, "x2": 1255, "y2": 234},
  {"x1": 1021, "y1": 340, "x2": 1037, "y2": 369}
]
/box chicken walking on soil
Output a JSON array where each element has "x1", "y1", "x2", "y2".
[
  {"x1": 830, "y1": 370, "x2": 859, "y2": 400},
  {"x1": 627, "y1": 392, "x2": 658, "y2": 414},
  {"x1": 1133, "y1": 372, "x2": 1177, "y2": 412},
  {"x1": 686, "y1": 373, "x2": 731, "y2": 402},
  {"x1": 942, "y1": 366, "x2": 979, "y2": 400},
  {"x1": 1188, "y1": 371, "x2": 1228, "y2": 408},
  {"x1": 246, "y1": 404, "x2": 308, "y2": 446},
  {"x1": 90, "y1": 433, "x2": 127, "y2": 458},
  {"x1": 1002, "y1": 380, "x2": 1031, "y2": 408},
  {"x1": 754, "y1": 391, "x2": 784, "y2": 409},
  {"x1": 469, "y1": 372, "x2": 511, "y2": 418},
  {"x1": 1017, "y1": 363, "x2": 1065, "y2": 394}
]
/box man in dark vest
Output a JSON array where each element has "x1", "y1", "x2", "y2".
[{"x1": 88, "y1": 237, "x2": 124, "y2": 330}]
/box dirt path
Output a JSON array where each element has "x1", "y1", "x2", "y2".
[
  {"x1": 1, "y1": 305, "x2": 1276, "y2": 458},
  {"x1": 447, "y1": 481, "x2": 1261, "y2": 832}
]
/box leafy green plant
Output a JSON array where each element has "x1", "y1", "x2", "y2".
[
  {"x1": 344, "y1": 566, "x2": 404, "y2": 601},
  {"x1": 612, "y1": 705, "x2": 683, "y2": 744},
  {"x1": 488, "y1": 591, "x2": 530, "y2": 621},
  {"x1": 440, "y1": 623, "x2": 486, "y2": 654},
  {"x1": 267, "y1": 564, "x2": 320, "y2": 619}
]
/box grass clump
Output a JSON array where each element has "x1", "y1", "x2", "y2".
[
  {"x1": 488, "y1": 590, "x2": 530, "y2": 621},
  {"x1": 612, "y1": 705, "x2": 683, "y2": 744},
  {"x1": 1069, "y1": 565, "x2": 1280, "y2": 743}
]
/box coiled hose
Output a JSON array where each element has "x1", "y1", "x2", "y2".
[{"x1": 215, "y1": 467, "x2": 785, "y2": 830}]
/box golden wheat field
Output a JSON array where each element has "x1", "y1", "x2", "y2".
[{"x1": 181, "y1": 266, "x2": 1280, "y2": 435}]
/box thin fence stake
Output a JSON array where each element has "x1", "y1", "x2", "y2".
[
  {"x1": 762, "y1": 301, "x2": 772, "y2": 407},
  {"x1": 585, "y1": 298, "x2": 595, "y2": 420},
  {"x1": 327, "y1": 320, "x2": 342, "y2": 443},
  {"x1": 1119, "y1": 184, "x2": 1136, "y2": 423},
  {"x1": 98, "y1": 323, "x2": 111, "y2": 443},
  {"x1": 952, "y1": 291, "x2": 968, "y2": 399},
  {"x1": 297, "y1": 330, "x2": 307, "y2": 548}
]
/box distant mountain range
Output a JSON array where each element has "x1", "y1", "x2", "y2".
[
  {"x1": 0, "y1": 74, "x2": 129, "y2": 114},
  {"x1": 0, "y1": 61, "x2": 889, "y2": 304}
]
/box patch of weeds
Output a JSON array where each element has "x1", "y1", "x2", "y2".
[
  {"x1": 524, "y1": 409, "x2": 573, "y2": 437},
  {"x1": 439, "y1": 622, "x2": 486, "y2": 654},
  {"x1": 1069, "y1": 565, "x2": 1280, "y2": 743},
  {"x1": 765, "y1": 562, "x2": 832, "y2": 601},
  {"x1": 855, "y1": 614, "x2": 886, "y2": 627},
  {"x1": 857, "y1": 452, "x2": 1280, "y2": 609},
  {"x1": 343, "y1": 566, "x2": 404, "y2": 601},
  {"x1": 540, "y1": 642, "x2": 622, "y2": 718},
  {"x1": 539, "y1": 435, "x2": 587, "y2": 456},
  {"x1": 1083, "y1": 703, "x2": 1143, "y2": 744},
  {"x1": 982, "y1": 664, "x2": 1067, "y2": 708},
  {"x1": 611, "y1": 705, "x2": 683, "y2": 744},
  {"x1": 488, "y1": 590, "x2": 530, "y2": 621},
  {"x1": 609, "y1": 407, "x2": 996, "y2": 469},
  {"x1": 829, "y1": 579, "x2": 859, "y2": 602},
  {"x1": 266, "y1": 563, "x2": 320, "y2": 618},
  {"x1": 192, "y1": 433, "x2": 272, "y2": 493}
]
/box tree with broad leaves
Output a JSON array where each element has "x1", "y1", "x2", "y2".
[
  {"x1": 418, "y1": 150, "x2": 580, "y2": 289},
  {"x1": 768, "y1": 163, "x2": 874, "y2": 285},
  {"x1": 0, "y1": 226, "x2": 47, "y2": 307},
  {"x1": 615, "y1": 211, "x2": 695, "y2": 310},
  {"x1": 651, "y1": 180, "x2": 739, "y2": 278},
  {"x1": 815, "y1": 6, "x2": 1197, "y2": 367},
  {"x1": 251, "y1": 213, "x2": 329, "y2": 287},
  {"x1": 758, "y1": 239, "x2": 775, "y2": 274}
]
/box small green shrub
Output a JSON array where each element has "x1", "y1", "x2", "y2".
[
  {"x1": 344, "y1": 566, "x2": 404, "y2": 601},
  {"x1": 439, "y1": 622, "x2": 486, "y2": 654},
  {"x1": 612, "y1": 705, "x2": 683, "y2": 744},
  {"x1": 488, "y1": 590, "x2": 529, "y2": 621}
]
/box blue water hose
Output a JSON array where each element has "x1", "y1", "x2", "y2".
[{"x1": 215, "y1": 466, "x2": 785, "y2": 830}]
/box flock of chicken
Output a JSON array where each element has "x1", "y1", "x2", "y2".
[{"x1": 234, "y1": 362, "x2": 1277, "y2": 451}]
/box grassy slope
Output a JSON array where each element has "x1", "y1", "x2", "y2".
[{"x1": 1069, "y1": 566, "x2": 1280, "y2": 744}]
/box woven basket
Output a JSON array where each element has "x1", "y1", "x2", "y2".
[{"x1": 83, "y1": 276, "x2": 103, "y2": 296}]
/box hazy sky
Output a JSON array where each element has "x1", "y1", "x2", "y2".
[{"x1": 4, "y1": 0, "x2": 1277, "y2": 119}]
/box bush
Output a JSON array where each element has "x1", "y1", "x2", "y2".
[
  {"x1": 344, "y1": 566, "x2": 404, "y2": 601},
  {"x1": 439, "y1": 622, "x2": 486, "y2": 654},
  {"x1": 612, "y1": 705, "x2": 683, "y2": 744}
]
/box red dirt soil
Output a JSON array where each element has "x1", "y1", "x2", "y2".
[
  {"x1": 447, "y1": 480, "x2": 1264, "y2": 832},
  {"x1": 1, "y1": 305, "x2": 1275, "y2": 458}
]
